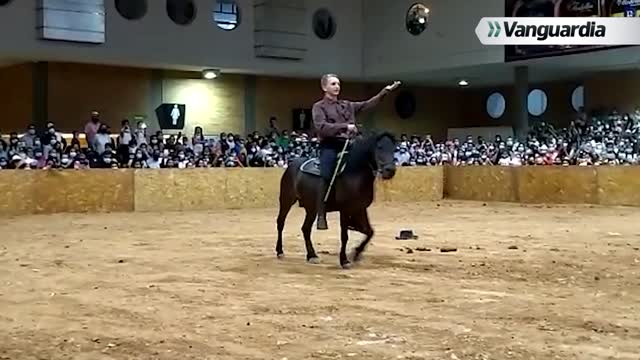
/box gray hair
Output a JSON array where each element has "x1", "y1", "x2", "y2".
[{"x1": 320, "y1": 73, "x2": 339, "y2": 88}]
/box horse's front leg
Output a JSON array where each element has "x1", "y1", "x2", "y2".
[
  {"x1": 339, "y1": 211, "x2": 351, "y2": 269},
  {"x1": 352, "y1": 209, "x2": 374, "y2": 263}
]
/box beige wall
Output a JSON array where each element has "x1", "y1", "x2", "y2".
[
  {"x1": 9, "y1": 62, "x2": 640, "y2": 139},
  {"x1": 375, "y1": 86, "x2": 463, "y2": 140},
  {"x1": 162, "y1": 74, "x2": 245, "y2": 137},
  {"x1": 0, "y1": 62, "x2": 509, "y2": 138},
  {"x1": 585, "y1": 70, "x2": 640, "y2": 114},
  {"x1": 47, "y1": 62, "x2": 153, "y2": 132},
  {"x1": 0, "y1": 64, "x2": 33, "y2": 132}
]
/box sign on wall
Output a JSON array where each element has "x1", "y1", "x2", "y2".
[
  {"x1": 504, "y1": 0, "x2": 635, "y2": 61},
  {"x1": 155, "y1": 103, "x2": 186, "y2": 130},
  {"x1": 37, "y1": 0, "x2": 105, "y2": 44},
  {"x1": 292, "y1": 108, "x2": 311, "y2": 131}
]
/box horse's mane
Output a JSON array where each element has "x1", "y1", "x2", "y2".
[{"x1": 343, "y1": 131, "x2": 396, "y2": 174}]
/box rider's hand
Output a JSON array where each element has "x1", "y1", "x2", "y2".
[{"x1": 385, "y1": 81, "x2": 401, "y2": 92}]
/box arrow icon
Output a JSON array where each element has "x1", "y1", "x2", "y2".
[{"x1": 488, "y1": 21, "x2": 501, "y2": 37}]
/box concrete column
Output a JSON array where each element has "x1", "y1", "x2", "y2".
[
  {"x1": 147, "y1": 69, "x2": 164, "y2": 134},
  {"x1": 513, "y1": 65, "x2": 529, "y2": 140},
  {"x1": 32, "y1": 61, "x2": 48, "y2": 130},
  {"x1": 244, "y1": 75, "x2": 257, "y2": 134}
]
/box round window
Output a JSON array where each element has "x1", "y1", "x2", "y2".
[
  {"x1": 406, "y1": 3, "x2": 430, "y2": 36},
  {"x1": 486, "y1": 92, "x2": 506, "y2": 119},
  {"x1": 571, "y1": 85, "x2": 584, "y2": 112},
  {"x1": 312, "y1": 8, "x2": 336, "y2": 39},
  {"x1": 167, "y1": 0, "x2": 197, "y2": 25},
  {"x1": 213, "y1": 0, "x2": 240, "y2": 31},
  {"x1": 527, "y1": 89, "x2": 548, "y2": 116},
  {"x1": 115, "y1": 0, "x2": 147, "y2": 20}
]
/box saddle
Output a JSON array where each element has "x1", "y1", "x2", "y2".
[{"x1": 300, "y1": 153, "x2": 349, "y2": 177}]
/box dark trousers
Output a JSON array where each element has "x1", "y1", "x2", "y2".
[
  {"x1": 319, "y1": 147, "x2": 338, "y2": 181},
  {"x1": 319, "y1": 138, "x2": 346, "y2": 181}
]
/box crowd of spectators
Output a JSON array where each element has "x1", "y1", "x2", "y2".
[{"x1": 1, "y1": 108, "x2": 640, "y2": 170}]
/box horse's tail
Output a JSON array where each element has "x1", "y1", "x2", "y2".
[
  {"x1": 279, "y1": 158, "x2": 304, "y2": 207},
  {"x1": 276, "y1": 160, "x2": 302, "y2": 241}
]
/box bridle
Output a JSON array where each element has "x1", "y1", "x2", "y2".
[{"x1": 368, "y1": 134, "x2": 396, "y2": 175}]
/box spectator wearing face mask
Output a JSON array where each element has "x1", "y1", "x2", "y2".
[
  {"x1": 44, "y1": 151, "x2": 60, "y2": 169},
  {"x1": 94, "y1": 125, "x2": 114, "y2": 156},
  {"x1": 73, "y1": 153, "x2": 90, "y2": 169},
  {"x1": 165, "y1": 134, "x2": 178, "y2": 152},
  {"x1": 129, "y1": 149, "x2": 148, "y2": 168},
  {"x1": 21, "y1": 124, "x2": 38, "y2": 148},
  {"x1": 43, "y1": 124, "x2": 67, "y2": 155},
  {"x1": 192, "y1": 126, "x2": 205, "y2": 155},
  {"x1": 149, "y1": 135, "x2": 163, "y2": 153},
  {"x1": 8, "y1": 132, "x2": 20, "y2": 152},
  {"x1": 84, "y1": 111, "x2": 101, "y2": 150},
  {"x1": 100, "y1": 152, "x2": 115, "y2": 168},
  {"x1": 60, "y1": 153, "x2": 74, "y2": 169},
  {"x1": 176, "y1": 150, "x2": 189, "y2": 168},
  {"x1": 134, "y1": 121, "x2": 147, "y2": 145},
  {"x1": 147, "y1": 150, "x2": 162, "y2": 168},
  {"x1": 163, "y1": 158, "x2": 176, "y2": 168},
  {"x1": 0, "y1": 140, "x2": 7, "y2": 160},
  {"x1": 69, "y1": 131, "x2": 81, "y2": 149},
  {"x1": 395, "y1": 145, "x2": 411, "y2": 166},
  {"x1": 118, "y1": 119, "x2": 133, "y2": 158},
  {"x1": 32, "y1": 148, "x2": 46, "y2": 169}
]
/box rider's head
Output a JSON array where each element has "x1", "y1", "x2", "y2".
[{"x1": 321, "y1": 74, "x2": 340, "y2": 98}]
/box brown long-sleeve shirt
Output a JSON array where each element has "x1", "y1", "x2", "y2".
[{"x1": 311, "y1": 89, "x2": 390, "y2": 141}]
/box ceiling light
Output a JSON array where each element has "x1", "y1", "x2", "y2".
[
  {"x1": 202, "y1": 69, "x2": 220, "y2": 79},
  {"x1": 458, "y1": 79, "x2": 469, "y2": 86}
]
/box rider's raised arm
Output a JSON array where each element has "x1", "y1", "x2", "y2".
[{"x1": 350, "y1": 87, "x2": 391, "y2": 115}]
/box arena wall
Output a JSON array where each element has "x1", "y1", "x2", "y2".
[
  {"x1": 444, "y1": 166, "x2": 640, "y2": 206},
  {"x1": 0, "y1": 167, "x2": 443, "y2": 216},
  {"x1": 5, "y1": 166, "x2": 640, "y2": 217}
]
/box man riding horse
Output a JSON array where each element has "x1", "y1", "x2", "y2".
[{"x1": 312, "y1": 74, "x2": 401, "y2": 230}]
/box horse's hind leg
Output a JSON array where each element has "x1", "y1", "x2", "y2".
[
  {"x1": 352, "y1": 209, "x2": 374, "y2": 263},
  {"x1": 301, "y1": 208, "x2": 320, "y2": 263},
  {"x1": 339, "y1": 211, "x2": 352, "y2": 269},
  {"x1": 276, "y1": 188, "x2": 297, "y2": 259}
]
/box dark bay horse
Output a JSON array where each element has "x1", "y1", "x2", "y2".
[{"x1": 275, "y1": 131, "x2": 397, "y2": 269}]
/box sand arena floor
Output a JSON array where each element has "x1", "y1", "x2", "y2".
[{"x1": 1, "y1": 201, "x2": 639, "y2": 360}]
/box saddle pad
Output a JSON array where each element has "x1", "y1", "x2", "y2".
[{"x1": 299, "y1": 158, "x2": 321, "y2": 176}]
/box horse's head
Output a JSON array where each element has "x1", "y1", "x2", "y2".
[{"x1": 370, "y1": 131, "x2": 397, "y2": 180}]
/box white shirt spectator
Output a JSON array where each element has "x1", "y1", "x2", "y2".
[
  {"x1": 147, "y1": 157, "x2": 162, "y2": 169},
  {"x1": 94, "y1": 133, "x2": 111, "y2": 154}
]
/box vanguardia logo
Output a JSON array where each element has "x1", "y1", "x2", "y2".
[
  {"x1": 489, "y1": 20, "x2": 605, "y2": 40},
  {"x1": 475, "y1": 17, "x2": 640, "y2": 46},
  {"x1": 487, "y1": 21, "x2": 501, "y2": 37}
]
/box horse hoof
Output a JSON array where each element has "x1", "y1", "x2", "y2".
[
  {"x1": 341, "y1": 262, "x2": 352, "y2": 269},
  {"x1": 277, "y1": 253, "x2": 285, "y2": 259},
  {"x1": 307, "y1": 257, "x2": 321, "y2": 264}
]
